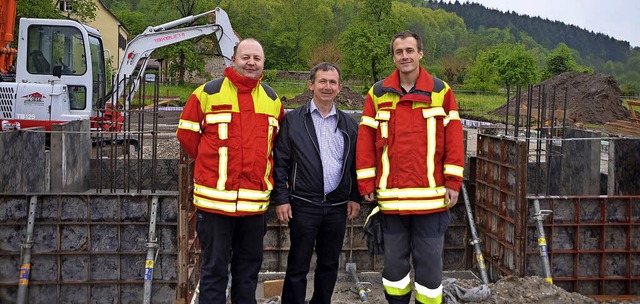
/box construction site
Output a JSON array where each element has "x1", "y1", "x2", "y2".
[{"x1": 1, "y1": 66, "x2": 640, "y2": 303}]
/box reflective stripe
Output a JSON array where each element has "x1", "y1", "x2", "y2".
[
  {"x1": 238, "y1": 188, "x2": 270, "y2": 201},
  {"x1": 357, "y1": 167, "x2": 376, "y2": 180},
  {"x1": 379, "y1": 146, "x2": 390, "y2": 189},
  {"x1": 375, "y1": 111, "x2": 390, "y2": 121},
  {"x1": 422, "y1": 107, "x2": 446, "y2": 118},
  {"x1": 194, "y1": 184, "x2": 238, "y2": 200},
  {"x1": 378, "y1": 199, "x2": 447, "y2": 211},
  {"x1": 382, "y1": 273, "x2": 412, "y2": 296},
  {"x1": 217, "y1": 147, "x2": 228, "y2": 189},
  {"x1": 268, "y1": 116, "x2": 279, "y2": 129},
  {"x1": 264, "y1": 117, "x2": 277, "y2": 190},
  {"x1": 377, "y1": 187, "x2": 446, "y2": 198},
  {"x1": 194, "y1": 196, "x2": 237, "y2": 213},
  {"x1": 380, "y1": 122, "x2": 388, "y2": 138},
  {"x1": 178, "y1": 119, "x2": 200, "y2": 132},
  {"x1": 444, "y1": 164, "x2": 464, "y2": 177},
  {"x1": 237, "y1": 201, "x2": 269, "y2": 212},
  {"x1": 426, "y1": 117, "x2": 436, "y2": 187},
  {"x1": 448, "y1": 110, "x2": 460, "y2": 120},
  {"x1": 205, "y1": 113, "x2": 232, "y2": 124},
  {"x1": 415, "y1": 282, "x2": 443, "y2": 304},
  {"x1": 360, "y1": 116, "x2": 379, "y2": 129},
  {"x1": 218, "y1": 123, "x2": 228, "y2": 139}
]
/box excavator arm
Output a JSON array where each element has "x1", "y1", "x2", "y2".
[{"x1": 111, "y1": 7, "x2": 238, "y2": 110}]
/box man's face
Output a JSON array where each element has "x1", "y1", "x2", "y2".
[
  {"x1": 392, "y1": 37, "x2": 423, "y2": 75},
  {"x1": 308, "y1": 69, "x2": 342, "y2": 105},
  {"x1": 232, "y1": 40, "x2": 265, "y2": 79}
]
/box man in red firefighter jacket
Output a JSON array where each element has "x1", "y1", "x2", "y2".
[
  {"x1": 356, "y1": 31, "x2": 465, "y2": 304},
  {"x1": 176, "y1": 38, "x2": 284, "y2": 304}
]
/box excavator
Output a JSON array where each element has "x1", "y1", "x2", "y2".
[{"x1": 0, "y1": 1, "x2": 239, "y2": 131}]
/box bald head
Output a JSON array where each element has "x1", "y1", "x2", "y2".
[{"x1": 232, "y1": 38, "x2": 265, "y2": 79}]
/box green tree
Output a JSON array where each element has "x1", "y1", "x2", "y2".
[
  {"x1": 543, "y1": 43, "x2": 579, "y2": 79},
  {"x1": 464, "y1": 43, "x2": 537, "y2": 91},
  {"x1": 339, "y1": 0, "x2": 401, "y2": 82},
  {"x1": 17, "y1": 0, "x2": 97, "y2": 23}
]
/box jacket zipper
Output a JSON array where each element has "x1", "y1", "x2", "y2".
[{"x1": 304, "y1": 109, "x2": 326, "y2": 203}]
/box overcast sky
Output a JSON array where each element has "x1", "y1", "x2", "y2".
[{"x1": 456, "y1": 0, "x2": 640, "y2": 48}]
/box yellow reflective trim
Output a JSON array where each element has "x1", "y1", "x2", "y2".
[
  {"x1": 378, "y1": 199, "x2": 447, "y2": 211},
  {"x1": 178, "y1": 120, "x2": 200, "y2": 132},
  {"x1": 377, "y1": 187, "x2": 446, "y2": 198},
  {"x1": 422, "y1": 107, "x2": 446, "y2": 118},
  {"x1": 268, "y1": 116, "x2": 279, "y2": 128},
  {"x1": 360, "y1": 116, "x2": 379, "y2": 129},
  {"x1": 205, "y1": 113, "x2": 232, "y2": 124},
  {"x1": 426, "y1": 117, "x2": 437, "y2": 187},
  {"x1": 357, "y1": 168, "x2": 376, "y2": 180},
  {"x1": 218, "y1": 123, "x2": 228, "y2": 140},
  {"x1": 237, "y1": 201, "x2": 269, "y2": 212},
  {"x1": 375, "y1": 111, "x2": 390, "y2": 121},
  {"x1": 379, "y1": 146, "x2": 390, "y2": 189},
  {"x1": 415, "y1": 282, "x2": 443, "y2": 303},
  {"x1": 194, "y1": 184, "x2": 237, "y2": 200},
  {"x1": 380, "y1": 122, "x2": 388, "y2": 139},
  {"x1": 382, "y1": 273, "x2": 412, "y2": 296},
  {"x1": 238, "y1": 188, "x2": 270, "y2": 201},
  {"x1": 193, "y1": 196, "x2": 236, "y2": 213},
  {"x1": 264, "y1": 124, "x2": 275, "y2": 190},
  {"x1": 448, "y1": 110, "x2": 460, "y2": 120},
  {"x1": 444, "y1": 164, "x2": 464, "y2": 177},
  {"x1": 217, "y1": 147, "x2": 228, "y2": 189}
]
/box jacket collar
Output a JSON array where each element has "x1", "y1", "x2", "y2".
[
  {"x1": 381, "y1": 67, "x2": 435, "y2": 103},
  {"x1": 224, "y1": 67, "x2": 261, "y2": 93}
]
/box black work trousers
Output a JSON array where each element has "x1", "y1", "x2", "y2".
[
  {"x1": 196, "y1": 210, "x2": 265, "y2": 304},
  {"x1": 281, "y1": 202, "x2": 348, "y2": 304},
  {"x1": 382, "y1": 211, "x2": 449, "y2": 304}
]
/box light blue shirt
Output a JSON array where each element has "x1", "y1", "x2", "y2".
[{"x1": 310, "y1": 100, "x2": 344, "y2": 194}]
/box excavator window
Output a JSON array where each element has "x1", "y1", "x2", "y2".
[{"x1": 26, "y1": 25, "x2": 87, "y2": 76}]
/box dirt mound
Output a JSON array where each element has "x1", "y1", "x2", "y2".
[
  {"x1": 492, "y1": 71, "x2": 629, "y2": 125},
  {"x1": 280, "y1": 86, "x2": 365, "y2": 109}
]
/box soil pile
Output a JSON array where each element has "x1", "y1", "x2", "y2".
[
  {"x1": 492, "y1": 71, "x2": 630, "y2": 125},
  {"x1": 280, "y1": 86, "x2": 365, "y2": 109}
]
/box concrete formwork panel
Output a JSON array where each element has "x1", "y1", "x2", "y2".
[
  {"x1": 608, "y1": 139, "x2": 640, "y2": 195},
  {"x1": 525, "y1": 196, "x2": 640, "y2": 295},
  {"x1": 0, "y1": 194, "x2": 179, "y2": 304},
  {"x1": 474, "y1": 132, "x2": 640, "y2": 296}
]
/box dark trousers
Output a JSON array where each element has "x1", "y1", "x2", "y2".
[
  {"x1": 281, "y1": 203, "x2": 348, "y2": 304},
  {"x1": 382, "y1": 211, "x2": 449, "y2": 304},
  {"x1": 196, "y1": 210, "x2": 265, "y2": 304}
]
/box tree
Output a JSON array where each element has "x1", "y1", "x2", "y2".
[
  {"x1": 463, "y1": 43, "x2": 537, "y2": 91},
  {"x1": 17, "y1": 0, "x2": 97, "y2": 24},
  {"x1": 339, "y1": 0, "x2": 401, "y2": 82},
  {"x1": 543, "y1": 43, "x2": 578, "y2": 79}
]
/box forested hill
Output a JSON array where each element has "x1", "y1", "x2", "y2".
[{"x1": 425, "y1": 0, "x2": 632, "y2": 63}]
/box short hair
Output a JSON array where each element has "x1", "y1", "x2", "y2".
[
  {"x1": 390, "y1": 31, "x2": 424, "y2": 54},
  {"x1": 309, "y1": 62, "x2": 342, "y2": 83},
  {"x1": 233, "y1": 38, "x2": 263, "y2": 57}
]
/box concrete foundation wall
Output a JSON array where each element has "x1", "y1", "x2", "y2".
[
  {"x1": 50, "y1": 120, "x2": 91, "y2": 192},
  {"x1": 90, "y1": 159, "x2": 179, "y2": 191},
  {"x1": 0, "y1": 128, "x2": 46, "y2": 193},
  {"x1": 608, "y1": 139, "x2": 640, "y2": 195}
]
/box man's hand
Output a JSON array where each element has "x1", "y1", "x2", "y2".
[
  {"x1": 347, "y1": 201, "x2": 361, "y2": 220},
  {"x1": 363, "y1": 192, "x2": 375, "y2": 202},
  {"x1": 445, "y1": 188, "x2": 459, "y2": 208},
  {"x1": 275, "y1": 204, "x2": 293, "y2": 222}
]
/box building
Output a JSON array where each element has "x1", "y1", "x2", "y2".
[{"x1": 59, "y1": 0, "x2": 129, "y2": 71}]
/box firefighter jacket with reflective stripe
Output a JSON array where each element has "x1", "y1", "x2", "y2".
[
  {"x1": 355, "y1": 67, "x2": 464, "y2": 215},
  {"x1": 176, "y1": 67, "x2": 284, "y2": 216}
]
